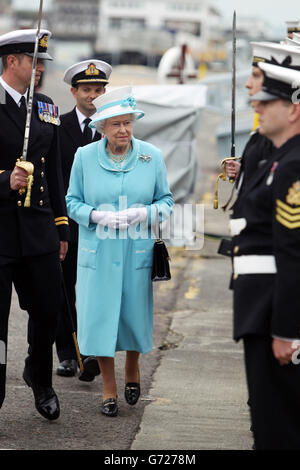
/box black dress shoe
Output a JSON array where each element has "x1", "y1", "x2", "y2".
[
  {"x1": 56, "y1": 359, "x2": 77, "y2": 377},
  {"x1": 124, "y1": 382, "x2": 140, "y2": 406},
  {"x1": 23, "y1": 369, "x2": 60, "y2": 421},
  {"x1": 101, "y1": 397, "x2": 118, "y2": 417},
  {"x1": 78, "y1": 356, "x2": 100, "y2": 382}
]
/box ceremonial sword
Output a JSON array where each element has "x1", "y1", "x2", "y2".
[
  {"x1": 16, "y1": 0, "x2": 44, "y2": 207},
  {"x1": 214, "y1": 11, "x2": 240, "y2": 209},
  {"x1": 230, "y1": 10, "x2": 236, "y2": 165}
]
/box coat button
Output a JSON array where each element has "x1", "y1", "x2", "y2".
[
  {"x1": 40, "y1": 186, "x2": 44, "y2": 192},
  {"x1": 41, "y1": 157, "x2": 45, "y2": 163},
  {"x1": 41, "y1": 171, "x2": 44, "y2": 178},
  {"x1": 233, "y1": 246, "x2": 239, "y2": 254},
  {"x1": 233, "y1": 274, "x2": 238, "y2": 280},
  {"x1": 17, "y1": 200, "x2": 22, "y2": 206},
  {"x1": 39, "y1": 200, "x2": 44, "y2": 206}
]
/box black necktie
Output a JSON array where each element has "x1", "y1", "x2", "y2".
[
  {"x1": 19, "y1": 95, "x2": 27, "y2": 120},
  {"x1": 83, "y1": 118, "x2": 93, "y2": 144}
]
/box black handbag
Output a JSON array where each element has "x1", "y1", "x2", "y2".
[{"x1": 151, "y1": 207, "x2": 171, "y2": 282}]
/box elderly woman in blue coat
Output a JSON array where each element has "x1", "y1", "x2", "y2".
[{"x1": 66, "y1": 86, "x2": 174, "y2": 417}]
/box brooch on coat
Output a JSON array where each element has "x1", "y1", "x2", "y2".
[
  {"x1": 139, "y1": 154, "x2": 152, "y2": 163},
  {"x1": 266, "y1": 161, "x2": 278, "y2": 186}
]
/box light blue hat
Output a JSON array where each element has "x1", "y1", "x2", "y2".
[{"x1": 89, "y1": 86, "x2": 144, "y2": 128}]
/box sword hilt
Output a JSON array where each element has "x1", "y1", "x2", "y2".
[
  {"x1": 16, "y1": 159, "x2": 34, "y2": 208},
  {"x1": 213, "y1": 157, "x2": 241, "y2": 209},
  {"x1": 221, "y1": 157, "x2": 241, "y2": 183}
]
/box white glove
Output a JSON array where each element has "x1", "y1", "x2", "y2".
[
  {"x1": 118, "y1": 207, "x2": 147, "y2": 225},
  {"x1": 90, "y1": 210, "x2": 129, "y2": 229}
]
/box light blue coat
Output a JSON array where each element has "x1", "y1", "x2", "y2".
[{"x1": 66, "y1": 136, "x2": 174, "y2": 357}]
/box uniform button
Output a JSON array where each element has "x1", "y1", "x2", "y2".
[
  {"x1": 40, "y1": 186, "x2": 44, "y2": 192},
  {"x1": 233, "y1": 246, "x2": 239, "y2": 254},
  {"x1": 39, "y1": 200, "x2": 44, "y2": 206},
  {"x1": 17, "y1": 200, "x2": 22, "y2": 207},
  {"x1": 233, "y1": 274, "x2": 238, "y2": 280},
  {"x1": 41, "y1": 172, "x2": 44, "y2": 177},
  {"x1": 41, "y1": 157, "x2": 45, "y2": 163}
]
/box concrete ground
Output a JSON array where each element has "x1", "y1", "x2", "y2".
[{"x1": 132, "y1": 205, "x2": 253, "y2": 450}]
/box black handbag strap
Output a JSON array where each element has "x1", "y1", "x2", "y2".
[{"x1": 155, "y1": 205, "x2": 161, "y2": 240}]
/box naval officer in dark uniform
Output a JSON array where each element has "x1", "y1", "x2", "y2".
[
  {"x1": 0, "y1": 29, "x2": 69, "y2": 420},
  {"x1": 56, "y1": 60, "x2": 112, "y2": 380},
  {"x1": 224, "y1": 41, "x2": 280, "y2": 190},
  {"x1": 230, "y1": 44, "x2": 300, "y2": 449},
  {"x1": 225, "y1": 22, "x2": 300, "y2": 184}
]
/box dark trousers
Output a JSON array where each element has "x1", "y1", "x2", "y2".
[
  {"x1": 55, "y1": 242, "x2": 78, "y2": 362},
  {"x1": 244, "y1": 335, "x2": 300, "y2": 450},
  {"x1": 0, "y1": 252, "x2": 61, "y2": 408}
]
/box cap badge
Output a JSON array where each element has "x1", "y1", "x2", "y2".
[
  {"x1": 39, "y1": 34, "x2": 48, "y2": 49},
  {"x1": 286, "y1": 181, "x2": 300, "y2": 205},
  {"x1": 85, "y1": 63, "x2": 100, "y2": 76}
]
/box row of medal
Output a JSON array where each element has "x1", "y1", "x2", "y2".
[{"x1": 37, "y1": 101, "x2": 60, "y2": 125}]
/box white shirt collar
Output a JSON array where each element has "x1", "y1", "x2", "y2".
[
  {"x1": 75, "y1": 106, "x2": 97, "y2": 126},
  {"x1": 0, "y1": 76, "x2": 28, "y2": 106},
  {"x1": 75, "y1": 107, "x2": 98, "y2": 135}
]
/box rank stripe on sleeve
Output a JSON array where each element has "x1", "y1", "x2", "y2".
[
  {"x1": 54, "y1": 216, "x2": 69, "y2": 226},
  {"x1": 276, "y1": 214, "x2": 300, "y2": 229},
  {"x1": 276, "y1": 199, "x2": 300, "y2": 214},
  {"x1": 55, "y1": 220, "x2": 69, "y2": 226},
  {"x1": 276, "y1": 199, "x2": 300, "y2": 229},
  {"x1": 276, "y1": 206, "x2": 300, "y2": 222}
]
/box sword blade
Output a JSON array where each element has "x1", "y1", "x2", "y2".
[
  {"x1": 21, "y1": 0, "x2": 44, "y2": 161},
  {"x1": 231, "y1": 10, "x2": 236, "y2": 159}
]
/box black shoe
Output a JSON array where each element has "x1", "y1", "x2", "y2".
[
  {"x1": 125, "y1": 382, "x2": 140, "y2": 406},
  {"x1": 78, "y1": 356, "x2": 100, "y2": 382},
  {"x1": 101, "y1": 397, "x2": 118, "y2": 417},
  {"x1": 23, "y1": 369, "x2": 60, "y2": 421},
  {"x1": 56, "y1": 359, "x2": 77, "y2": 377}
]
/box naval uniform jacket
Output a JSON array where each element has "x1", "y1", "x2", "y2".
[
  {"x1": 59, "y1": 108, "x2": 102, "y2": 243},
  {"x1": 0, "y1": 86, "x2": 69, "y2": 258},
  {"x1": 231, "y1": 133, "x2": 300, "y2": 341},
  {"x1": 235, "y1": 131, "x2": 273, "y2": 195}
]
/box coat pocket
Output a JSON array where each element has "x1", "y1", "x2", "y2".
[
  {"x1": 78, "y1": 239, "x2": 98, "y2": 269},
  {"x1": 135, "y1": 239, "x2": 154, "y2": 269}
]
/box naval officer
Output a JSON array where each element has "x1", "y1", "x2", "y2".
[
  {"x1": 55, "y1": 60, "x2": 112, "y2": 380},
  {"x1": 0, "y1": 29, "x2": 69, "y2": 420},
  {"x1": 231, "y1": 44, "x2": 300, "y2": 449}
]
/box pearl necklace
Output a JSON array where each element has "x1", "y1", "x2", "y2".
[{"x1": 107, "y1": 143, "x2": 131, "y2": 168}]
